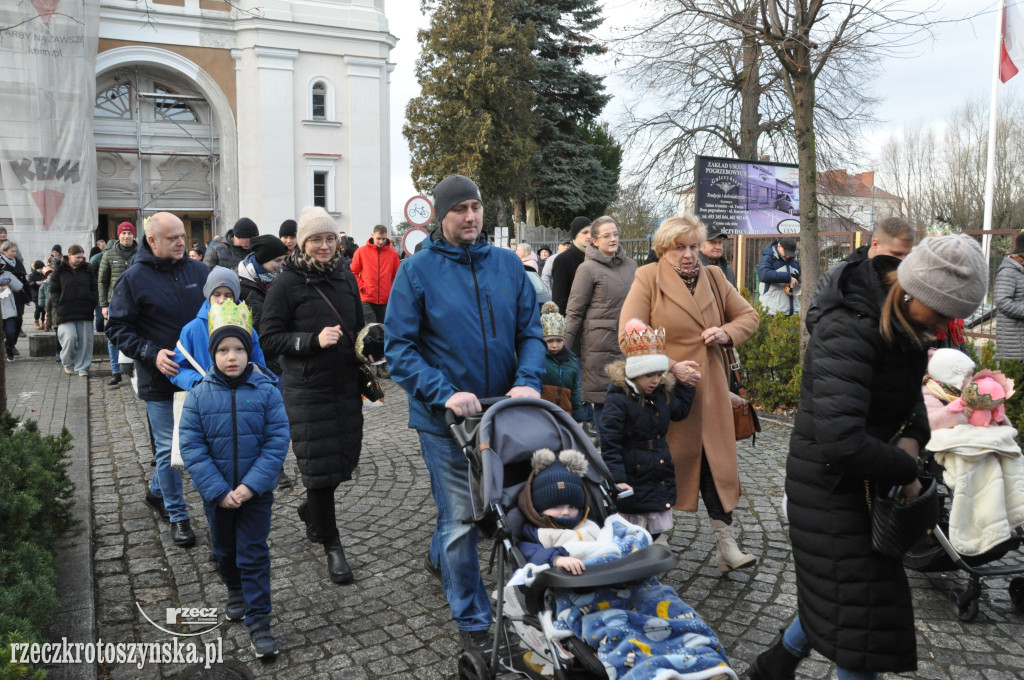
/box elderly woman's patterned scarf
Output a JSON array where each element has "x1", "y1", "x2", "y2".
[
  {"x1": 673, "y1": 263, "x2": 700, "y2": 295},
  {"x1": 289, "y1": 249, "x2": 342, "y2": 277}
]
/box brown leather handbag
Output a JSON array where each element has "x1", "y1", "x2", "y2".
[{"x1": 707, "y1": 267, "x2": 761, "y2": 443}]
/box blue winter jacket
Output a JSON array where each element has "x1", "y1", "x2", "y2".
[
  {"x1": 169, "y1": 299, "x2": 271, "y2": 391},
  {"x1": 105, "y1": 238, "x2": 209, "y2": 401},
  {"x1": 178, "y1": 368, "x2": 289, "y2": 506},
  {"x1": 384, "y1": 230, "x2": 546, "y2": 435}
]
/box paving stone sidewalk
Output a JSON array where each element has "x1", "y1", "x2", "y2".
[{"x1": 19, "y1": 340, "x2": 1024, "y2": 679}]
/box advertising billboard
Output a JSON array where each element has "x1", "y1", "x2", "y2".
[{"x1": 694, "y1": 156, "x2": 801, "y2": 235}]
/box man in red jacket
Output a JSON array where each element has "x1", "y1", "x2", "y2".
[{"x1": 350, "y1": 225, "x2": 401, "y2": 376}]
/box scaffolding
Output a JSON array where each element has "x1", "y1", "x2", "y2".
[{"x1": 95, "y1": 70, "x2": 219, "y2": 224}]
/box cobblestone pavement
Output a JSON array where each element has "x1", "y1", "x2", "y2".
[{"x1": 80, "y1": 371, "x2": 1024, "y2": 679}]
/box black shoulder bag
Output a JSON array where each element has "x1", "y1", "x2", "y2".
[{"x1": 312, "y1": 286, "x2": 385, "y2": 402}]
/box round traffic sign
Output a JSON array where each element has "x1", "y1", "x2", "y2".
[
  {"x1": 404, "y1": 195, "x2": 434, "y2": 227},
  {"x1": 402, "y1": 227, "x2": 429, "y2": 256}
]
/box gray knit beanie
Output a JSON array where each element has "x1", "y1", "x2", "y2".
[
  {"x1": 432, "y1": 175, "x2": 482, "y2": 225},
  {"x1": 203, "y1": 265, "x2": 240, "y2": 301},
  {"x1": 896, "y1": 234, "x2": 986, "y2": 319}
]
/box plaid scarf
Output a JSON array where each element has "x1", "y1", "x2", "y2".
[{"x1": 289, "y1": 249, "x2": 342, "y2": 277}]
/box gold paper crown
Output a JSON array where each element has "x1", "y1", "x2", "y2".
[
  {"x1": 622, "y1": 325, "x2": 666, "y2": 359},
  {"x1": 208, "y1": 299, "x2": 253, "y2": 336}
]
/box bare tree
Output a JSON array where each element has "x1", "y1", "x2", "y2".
[
  {"x1": 879, "y1": 95, "x2": 1024, "y2": 234},
  {"x1": 614, "y1": 0, "x2": 879, "y2": 201}
]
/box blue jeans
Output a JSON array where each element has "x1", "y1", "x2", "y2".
[
  {"x1": 418, "y1": 430, "x2": 492, "y2": 631},
  {"x1": 204, "y1": 493, "x2": 273, "y2": 627},
  {"x1": 145, "y1": 399, "x2": 189, "y2": 522},
  {"x1": 783, "y1": 616, "x2": 878, "y2": 680},
  {"x1": 107, "y1": 339, "x2": 121, "y2": 374},
  {"x1": 57, "y1": 320, "x2": 93, "y2": 373}
]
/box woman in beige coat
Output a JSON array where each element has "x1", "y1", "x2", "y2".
[
  {"x1": 565, "y1": 217, "x2": 637, "y2": 426},
  {"x1": 619, "y1": 215, "x2": 760, "y2": 573}
]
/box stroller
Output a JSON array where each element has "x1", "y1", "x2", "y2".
[
  {"x1": 903, "y1": 438, "x2": 1024, "y2": 621},
  {"x1": 446, "y1": 397, "x2": 735, "y2": 680}
]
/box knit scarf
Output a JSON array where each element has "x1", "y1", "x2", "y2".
[
  {"x1": 674, "y1": 264, "x2": 700, "y2": 294},
  {"x1": 242, "y1": 253, "x2": 276, "y2": 288},
  {"x1": 289, "y1": 249, "x2": 341, "y2": 277},
  {"x1": 1012, "y1": 254, "x2": 1024, "y2": 268},
  {"x1": 1, "y1": 255, "x2": 15, "y2": 269}
]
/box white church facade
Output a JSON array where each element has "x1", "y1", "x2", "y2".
[{"x1": 1, "y1": 0, "x2": 395, "y2": 254}]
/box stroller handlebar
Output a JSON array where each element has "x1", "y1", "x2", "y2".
[{"x1": 444, "y1": 396, "x2": 508, "y2": 428}]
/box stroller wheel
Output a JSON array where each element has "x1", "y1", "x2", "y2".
[
  {"x1": 458, "y1": 650, "x2": 493, "y2": 680},
  {"x1": 949, "y1": 586, "x2": 979, "y2": 622},
  {"x1": 1009, "y1": 577, "x2": 1024, "y2": 613}
]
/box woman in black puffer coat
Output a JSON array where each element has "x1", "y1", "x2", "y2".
[
  {"x1": 259, "y1": 207, "x2": 364, "y2": 586},
  {"x1": 748, "y1": 235, "x2": 987, "y2": 680}
]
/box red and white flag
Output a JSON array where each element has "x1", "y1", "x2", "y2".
[{"x1": 1001, "y1": 2, "x2": 1024, "y2": 82}]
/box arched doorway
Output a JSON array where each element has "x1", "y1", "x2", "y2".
[{"x1": 95, "y1": 47, "x2": 237, "y2": 245}]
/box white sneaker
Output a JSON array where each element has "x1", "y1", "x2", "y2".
[
  {"x1": 63, "y1": 367, "x2": 74, "y2": 375},
  {"x1": 78, "y1": 371, "x2": 88, "y2": 377}
]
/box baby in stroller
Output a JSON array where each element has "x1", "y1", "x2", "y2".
[
  {"x1": 922, "y1": 348, "x2": 1024, "y2": 556},
  {"x1": 511, "y1": 447, "x2": 736, "y2": 680}
]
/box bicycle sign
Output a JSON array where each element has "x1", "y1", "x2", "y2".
[{"x1": 404, "y1": 195, "x2": 434, "y2": 227}]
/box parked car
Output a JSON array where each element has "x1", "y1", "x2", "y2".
[{"x1": 775, "y1": 193, "x2": 799, "y2": 215}]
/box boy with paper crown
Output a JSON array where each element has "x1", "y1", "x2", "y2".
[
  {"x1": 598, "y1": 319, "x2": 699, "y2": 539},
  {"x1": 177, "y1": 299, "x2": 290, "y2": 658},
  {"x1": 539, "y1": 301, "x2": 586, "y2": 422},
  {"x1": 170, "y1": 266, "x2": 273, "y2": 391}
]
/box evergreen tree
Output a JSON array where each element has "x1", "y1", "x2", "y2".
[
  {"x1": 519, "y1": 0, "x2": 616, "y2": 229},
  {"x1": 404, "y1": 0, "x2": 537, "y2": 230}
]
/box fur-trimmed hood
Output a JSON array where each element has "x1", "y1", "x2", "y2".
[{"x1": 605, "y1": 359, "x2": 677, "y2": 395}]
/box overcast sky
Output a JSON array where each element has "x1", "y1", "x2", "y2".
[{"x1": 385, "y1": 0, "x2": 1006, "y2": 224}]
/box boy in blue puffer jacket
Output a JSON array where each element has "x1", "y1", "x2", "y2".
[{"x1": 178, "y1": 300, "x2": 289, "y2": 658}]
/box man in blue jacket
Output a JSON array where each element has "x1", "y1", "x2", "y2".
[
  {"x1": 106, "y1": 212, "x2": 209, "y2": 548},
  {"x1": 757, "y1": 237, "x2": 801, "y2": 316},
  {"x1": 384, "y1": 174, "x2": 545, "y2": 655}
]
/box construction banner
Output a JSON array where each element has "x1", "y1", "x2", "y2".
[{"x1": 0, "y1": 0, "x2": 99, "y2": 259}]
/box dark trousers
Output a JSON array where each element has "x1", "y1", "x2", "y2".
[
  {"x1": 3, "y1": 317, "x2": 16, "y2": 355},
  {"x1": 204, "y1": 493, "x2": 274, "y2": 627},
  {"x1": 361, "y1": 301, "x2": 387, "y2": 325},
  {"x1": 699, "y1": 449, "x2": 731, "y2": 524},
  {"x1": 305, "y1": 485, "x2": 340, "y2": 542},
  {"x1": 14, "y1": 300, "x2": 24, "y2": 338},
  {"x1": 33, "y1": 302, "x2": 44, "y2": 322}
]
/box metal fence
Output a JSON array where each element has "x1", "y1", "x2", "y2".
[
  {"x1": 732, "y1": 230, "x2": 1017, "y2": 342},
  {"x1": 530, "y1": 237, "x2": 653, "y2": 268}
]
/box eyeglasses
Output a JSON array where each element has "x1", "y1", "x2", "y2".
[
  {"x1": 307, "y1": 235, "x2": 338, "y2": 246},
  {"x1": 595, "y1": 232, "x2": 619, "y2": 240}
]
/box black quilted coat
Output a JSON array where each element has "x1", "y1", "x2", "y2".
[
  {"x1": 598, "y1": 362, "x2": 695, "y2": 514},
  {"x1": 786, "y1": 256, "x2": 929, "y2": 673},
  {"x1": 259, "y1": 256, "x2": 364, "y2": 489}
]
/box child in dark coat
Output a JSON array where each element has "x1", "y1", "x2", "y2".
[
  {"x1": 598, "y1": 321, "x2": 698, "y2": 539},
  {"x1": 178, "y1": 300, "x2": 289, "y2": 658},
  {"x1": 539, "y1": 302, "x2": 586, "y2": 422}
]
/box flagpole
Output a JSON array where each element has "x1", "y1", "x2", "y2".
[{"x1": 982, "y1": 0, "x2": 1006, "y2": 263}]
